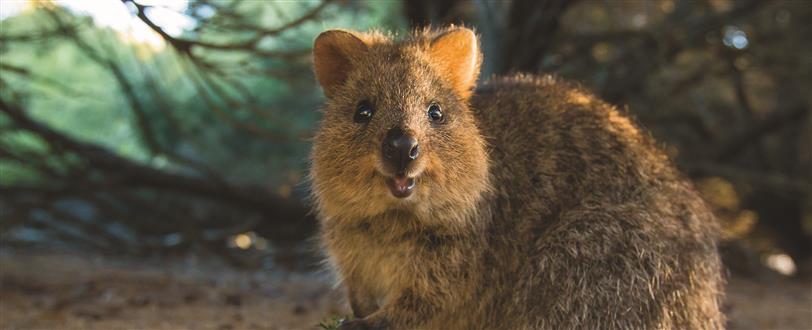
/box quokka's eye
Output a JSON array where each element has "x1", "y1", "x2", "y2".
[
  {"x1": 428, "y1": 103, "x2": 444, "y2": 124},
  {"x1": 354, "y1": 101, "x2": 374, "y2": 124}
]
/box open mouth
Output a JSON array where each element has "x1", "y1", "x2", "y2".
[{"x1": 386, "y1": 175, "x2": 415, "y2": 198}]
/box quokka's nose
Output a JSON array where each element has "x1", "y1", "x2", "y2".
[{"x1": 382, "y1": 127, "x2": 419, "y2": 174}]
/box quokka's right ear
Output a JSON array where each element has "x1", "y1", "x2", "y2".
[
  {"x1": 428, "y1": 27, "x2": 481, "y2": 100},
  {"x1": 313, "y1": 30, "x2": 368, "y2": 98}
]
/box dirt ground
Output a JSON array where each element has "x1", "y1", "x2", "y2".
[{"x1": 1, "y1": 251, "x2": 809, "y2": 330}]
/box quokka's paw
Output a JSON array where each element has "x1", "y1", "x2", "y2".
[{"x1": 336, "y1": 318, "x2": 382, "y2": 330}]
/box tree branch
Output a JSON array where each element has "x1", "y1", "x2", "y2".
[{"x1": 0, "y1": 97, "x2": 316, "y2": 242}]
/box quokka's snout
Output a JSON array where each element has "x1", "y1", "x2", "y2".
[
  {"x1": 380, "y1": 126, "x2": 420, "y2": 198},
  {"x1": 381, "y1": 126, "x2": 420, "y2": 175}
]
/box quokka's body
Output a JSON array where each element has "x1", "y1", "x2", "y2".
[{"x1": 309, "y1": 27, "x2": 724, "y2": 329}]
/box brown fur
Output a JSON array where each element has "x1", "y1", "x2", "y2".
[{"x1": 309, "y1": 27, "x2": 724, "y2": 329}]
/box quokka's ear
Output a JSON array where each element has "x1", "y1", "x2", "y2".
[
  {"x1": 313, "y1": 30, "x2": 368, "y2": 98},
  {"x1": 428, "y1": 28, "x2": 482, "y2": 100}
]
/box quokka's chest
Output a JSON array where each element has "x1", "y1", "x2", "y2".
[{"x1": 326, "y1": 230, "x2": 429, "y2": 297}]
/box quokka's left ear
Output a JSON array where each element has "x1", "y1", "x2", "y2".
[
  {"x1": 313, "y1": 29, "x2": 369, "y2": 98},
  {"x1": 427, "y1": 27, "x2": 482, "y2": 100}
]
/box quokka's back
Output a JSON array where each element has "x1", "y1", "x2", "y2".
[{"x1": 309, "y1": 27, "x2": 724, "y2": 329}]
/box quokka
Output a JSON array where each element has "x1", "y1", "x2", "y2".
[{"x1": 309, "y1": 27, "x2": 724, "y2": 329}]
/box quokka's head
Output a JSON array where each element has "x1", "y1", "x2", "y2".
[{"x1": 309, "y1": 27, "x2": 489, "y2": 223}]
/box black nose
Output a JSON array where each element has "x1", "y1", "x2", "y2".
[{"x1": 382, "y1": 127, "x2": 419, "y2": 174}]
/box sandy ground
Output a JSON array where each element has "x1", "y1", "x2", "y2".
[{"x1": 0, "y1": 251, "x2": 809, "y2": 330}]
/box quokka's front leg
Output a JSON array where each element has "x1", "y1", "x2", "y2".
[
  {"x1": 338, "y1": 289, "x2": 437, "y2": 330},
  {"x1": 348, "y1": 284, "x2": 379, "y2": 318}
]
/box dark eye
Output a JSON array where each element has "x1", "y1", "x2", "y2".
[
  {"x1": 354, "y1": 101, "x2": 374, "y2": 123},
  {"x1": 428, "y1": 103, "x2": 444, "y2": 123}
]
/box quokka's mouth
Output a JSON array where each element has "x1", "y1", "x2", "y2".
[{"x1": 386, "y1": 175, "x2": 415, "y2": 198}]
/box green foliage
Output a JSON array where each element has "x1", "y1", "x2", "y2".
[
  {"x1": 0, "y1": 161, "x2": 42, "y2": 185},
  {"x1": 318, "y1": 315, "x2": 351, "y2": 330},
  {"x1": 2, "y1": 12, "x2": 148, "y2": 162},
  {"x1": 0, "y1": 128, "x2": 49, "y2": 185},
  {"x1": 0, "y1": 1, "x2": 405, "y2": 188}
]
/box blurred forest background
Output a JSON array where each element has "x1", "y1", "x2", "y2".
[{"x1": 0, "y1": 0, "x2": 810, "y2": 329}]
